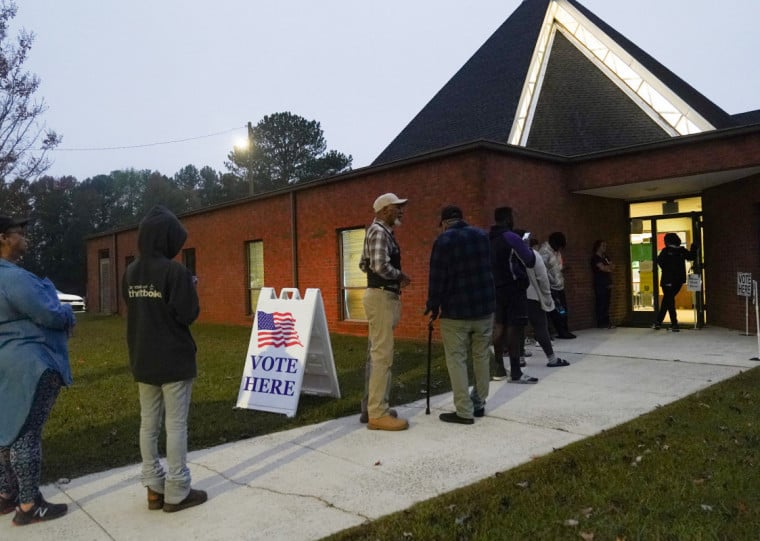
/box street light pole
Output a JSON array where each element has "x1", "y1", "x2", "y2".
[{"x1": 246, "y1": 121, "x2": 255, "y2": 195}]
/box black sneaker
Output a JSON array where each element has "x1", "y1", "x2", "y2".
[
  {"x1": 473, "y1": 407, "x2": 485, "y2": 418},
  {"x1": 670, "y1": 325, "x2": 680, "y2": 332},
  {"x1": 439, "y1": 412, "x2": 474, "y2": 425},
  {"x1": 12, "y1": 494, "x2": 67, "y2": 525},
  {"x1": 651, "y1": 322, "x2": 661, "y2": 330},
  {"x1": 162, "y1": 488, "x2": 207, "y2": 513}
]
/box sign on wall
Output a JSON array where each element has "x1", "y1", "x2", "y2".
[
  {"x1": 236, "y1": 288, "x2": 341, "y2": 417},
  {"x1": 738, "y1": 272, "x2": 753, "y2": 297}
]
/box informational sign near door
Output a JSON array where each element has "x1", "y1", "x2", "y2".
[
  {"x1": 738, "y1": 273, "x2": 753, "y2": 336},
  {"x1": 236, "y1": 288, "x2": 341, "y2": 417},
  {"x1": 686, "y1": 273, "x2": 702, "y2": 292},
  {"x1": 737, "y1": 272, "x2": 753, "y2": 297}
]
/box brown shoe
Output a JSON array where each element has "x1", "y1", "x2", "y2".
[
  {"x1": 367, "y1": 415, "x2": 408, "y2": 431},
  {"x1": 147, "y1": 487, "x2": 164, "y2": 510},
  {"x1": 359, "y1": 408, "x2": 397, "y2": 424},
  {"x1": 162, "y1": 488, "x2": 208, "y2": 513}
]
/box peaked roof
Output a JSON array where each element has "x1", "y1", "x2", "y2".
[{"x1": 372, "y1": 0, "x2": 738, "y2": 165}]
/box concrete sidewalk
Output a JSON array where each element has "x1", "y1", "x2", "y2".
[{"x1": 2, "y1": 326, "x2": 758, "y2": 540}]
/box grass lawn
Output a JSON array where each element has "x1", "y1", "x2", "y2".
[
  {"x1": 326, "y1": 368, "x2": 760, "y2": 540},
  {"x1": 45, "y1": 315, "x2": 759, "y2": 539},
  {"x1": 44, "y1": 313, "x2": 451, "y2": 482}
]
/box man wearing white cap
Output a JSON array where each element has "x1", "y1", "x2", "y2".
[{"x1": 359, "y1": 193, "x2": 411, "y2": 431}]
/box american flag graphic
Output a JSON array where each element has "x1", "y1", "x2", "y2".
[{"x1": 257, "y1": 311, "x2": 303, "y2": 348}]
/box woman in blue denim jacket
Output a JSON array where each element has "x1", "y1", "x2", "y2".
[{"x1": 0, "y1": 215, "x2": 75, "y2": 525}]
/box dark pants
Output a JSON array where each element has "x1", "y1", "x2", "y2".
[
  {"x1": 657, "y1": 283, "x2": 683, "y2": 326},
  {"x1": 527, "y1": 299, "x2": 554, "y2": 358},
  {"x1": 493, "y1": 284, "x2": 528, "y2": 379},
  {"x1": 0, "y1": 370, "x2": 62, "y2": 504},
  {"x1": 547, "y1": 289, "x2": 570, "y2": 336},
  {"x1": 594, "y1": 284, "x2": 611, "y2": 327}
]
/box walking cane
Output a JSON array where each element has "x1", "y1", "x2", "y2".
[{"x1": 426, "y1": 318, "x2": 433, "y2": 414}]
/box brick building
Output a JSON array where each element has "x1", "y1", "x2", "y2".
[{"x1": 86, "y1": 0, "x2": 760, "y2": 340}]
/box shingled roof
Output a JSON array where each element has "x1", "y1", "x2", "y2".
[{"x1": 372, "y1": 0, "x2": 738, "y2": 165}]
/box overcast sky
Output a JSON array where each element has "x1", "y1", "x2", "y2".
[{"x1": 14, "y1": 0, "x2": 759, "y2": 180}]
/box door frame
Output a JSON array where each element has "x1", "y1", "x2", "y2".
[{"x1": 627, "y1": 211, "x2": 705, "y2": 328}]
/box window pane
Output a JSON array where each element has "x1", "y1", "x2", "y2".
[
  {"x1": 344, "y1": 288, "x2": 366, "y2": 320},
  {"x1": 246, "y1": 241, "x2": 264, "y2": 314},
  {"x1": 340, "y1": 228, "x2": 367, "y2": 320},
  {"x1": 341, "y1": 229, "x2": 366, "y2": 288},
  {"x1": 182, "y1": 248, "x2": 196, "y2": 276}
]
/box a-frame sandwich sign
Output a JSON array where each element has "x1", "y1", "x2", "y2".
[{"x1": 235, "y1": 288, "x2": 341, "y2": 417}]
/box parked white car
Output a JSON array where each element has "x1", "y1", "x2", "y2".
[{"x1": 57, "y1": 290, "x2": 86, "y2": 312}]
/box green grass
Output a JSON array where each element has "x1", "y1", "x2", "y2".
[
  {"x1": 44, "y1": 314, "x2": 451, "y2": 482},
  {"x1": 45, "y1": 315, "x2": 760, "y2": 539},
  {"x1": 326, "y1": 368, "x2": 760, "y2": 541}
]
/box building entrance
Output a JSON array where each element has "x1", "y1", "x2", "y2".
[{"x1": 628, "y1": 197, "x2": 705, "y2": 328}]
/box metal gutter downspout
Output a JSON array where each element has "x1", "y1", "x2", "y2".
[{"x1": 290, "y1": 191, "x2": 298, "y2": 288}]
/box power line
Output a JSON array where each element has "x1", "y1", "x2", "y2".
[{"x1": 49, "y1": 126, "x2": 246, "y2": 152}]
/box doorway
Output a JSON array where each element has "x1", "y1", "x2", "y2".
[
  {"x1": 98, "y1": 250, "x2": 111, "y2": 314},
  {"x1": 628, "y1": 197, "x2": 705, "y2": 328}
]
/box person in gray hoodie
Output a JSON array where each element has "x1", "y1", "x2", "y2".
[
  {"x1": 122, "y1": 205, "x2": 207, "y2": 513},
  {"x1": 522, "y1": 234, "x2": 569, "y2": 368}
]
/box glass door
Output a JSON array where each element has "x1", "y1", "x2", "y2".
[{"x1": 628, "y1": 197, "x2": 705, "y2": 328}]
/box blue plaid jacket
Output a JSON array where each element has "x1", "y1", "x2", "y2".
[{"x1": 426, "y1": 220, "x2": 495, "y2": 320}]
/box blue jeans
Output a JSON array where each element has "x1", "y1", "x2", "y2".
[
  {"x1": 439, "y1": 316, "x2": 493, "y2": 418},
  {"x1": 138, "y1": 379, "x2": 194, "y2": 505}
]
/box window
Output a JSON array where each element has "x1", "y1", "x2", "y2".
[
  {"x1": 246, "y1": 241, "x2": 264, "y2": 314},
  {"x1": 182, "y1": 248, "x2": 196, "y2": 276},
  {"x1": 340, "y1": 228, "x2": 367, "y2": 320}
]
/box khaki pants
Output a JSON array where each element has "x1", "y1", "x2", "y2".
[
  {"x1": 363, "y1": 288, "x2": 401, "y2": 419},
  {"x1": 440, "y1": 315, "x2": 493, "y2": 418}
]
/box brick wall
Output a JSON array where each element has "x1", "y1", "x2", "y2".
[
  {"x1": 703, "y1": 173, "x2": 760, "y2": 330},
  {"x1": 86, "y1": 144, "x2": 757, "y2": 340}
]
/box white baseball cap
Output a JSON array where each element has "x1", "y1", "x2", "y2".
[{"x1": 373, "y1": 193, "x2": 408, "y2": 213}]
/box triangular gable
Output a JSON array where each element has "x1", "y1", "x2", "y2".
[
  {"x1": 511, "y1": 0, "x2": 717, "y2": 147},
  {"x1": 372, "y1": 0, "x2": 733, "y2": 166},
  {"x1": 525, "y1": 32, "x2": 671, "y2": 155}
]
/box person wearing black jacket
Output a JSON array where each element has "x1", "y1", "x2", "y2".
[
  {"x1": 489, "y1": 207, "x2": 538, "y2": 384},
  {"x1": 653, "y1": 232, "x2": 695, "y2": 332},
  {"x1": 122, "y1": 205, "x2": 207, "y2": 513}
]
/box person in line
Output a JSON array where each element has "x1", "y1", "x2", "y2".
[
  {"x1": 521, "y1": 234, "x2": 569, "y2": 367},
  {"x1": 122, "y1": 205, "x2": 207, "y2": 513},
  {"x1": 0, "y1": 215, "x2": 75, "y2": 525},
  {"x1": 540, "y1": 232, "x2": 576, "y2": 339},
  {"x1": 653, "y1": 232, "x2": 695, "y2": 332},
  {"x1": 426, "y1": 205, "x2": 495, "y2": 423},
  {"x1": 591, "y1": 239, "x2": 615, "y2": 328},
  {"x1": 489, "y1": 207, "x2": 538, "y2": 384},
  {"x1": 359, "y1": 193, "x2": 411, "y2": 431}
]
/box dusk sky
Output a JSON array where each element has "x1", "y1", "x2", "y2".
[{"x1": 14, "y1": 0, "x2": 758, "y2": 180}]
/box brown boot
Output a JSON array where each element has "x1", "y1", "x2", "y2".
[
  {"x1": 147, "y1": 487, "x2": 164, "y2": 510},
  {"x1": 367, "y1": 415, "x2": 408, "y2": 431},
  {"x1": 162, "y1": 488, "x2": 208, "y2": 513}
]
